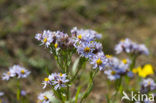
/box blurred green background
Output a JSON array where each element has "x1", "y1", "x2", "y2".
[{"x1": 0, "y1": 0, "x2": 156, "y2": 102}]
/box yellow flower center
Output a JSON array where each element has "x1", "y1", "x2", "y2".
[
  {"x1": 43, "y1": 38, "x2": 47, "y2": 43},
  {"x1": 44, "y1": 96, "x2": 49, "y2": 101},
  {"x1": 44, "y1": 78, "x2": 49, "y2": 82},
  {"x1": 111, "y1": 71, "x2": 116, "y2": 75},
  {"x1": 54, "y1": 43, "x2": 58, "y2": 48},
  {"x1": 120, "y1": 39, "x2": 125, "y2": 42},
  {"x1": 7, "y1": 72, "x2": 10, "y2": 75},
  {"x1": 122, "y1": 59, "x2": 127, "y2": 64},
  {"x1": 106, "y1": 55, "x2": 112, "y2": 58},
  {"x1": 60, "y1": 73, "x2": 63, "y2": 77},
  {"x1": 77, "y1": 35, "x2": 82, "y2": 39},
  {"x1": 84, "y1": 47, "x2": 90, "y2": 52},
  {"x1": 148, "y1": 81, "x2": 151, "y2": 86},
  {"x1": 96, "y1": 58, "x2": 102, "y2": 65},
  {"x1": 21, "y1": 70, "x2": 25, "y2": 74}
]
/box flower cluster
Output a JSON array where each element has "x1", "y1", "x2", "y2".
[
  {"x1": 71, "y1": 27, "x2": 108, "y2": 71},
  {"x1": 35, "y1": 30, "x2": 74, "y2": 49},
  {"x1": 38, "y1": 91, "x2": 54, "y2": 103},
  {"x1": 42, "y1": 73, "x2": 69, "y2": 90},
  {"x1": 35, "y1": 27, "x2": 109, "y2": 71},
  {"x1": 2, "y1": 65, "x2": 30, "y2": 80},
  {"x1": 140, "y1": 78, "x2": 156, "y2": 93},
  {"x1": 71, "y1": 27, "x2": 102, "y2": 43},
  {"x1": 104, "y1": 57, "x2": 133, "y2": 80},
  {"x1": 115, "y1": 38, "x2": 149, "y2": 56}
]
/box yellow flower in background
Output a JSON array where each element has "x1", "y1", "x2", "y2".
[
  {"x1": 132, "y1": 66, "x2": 142, "y2": 73},
  {"x1": 132, "y1": 64, "x2": 154, "y2": 78}
]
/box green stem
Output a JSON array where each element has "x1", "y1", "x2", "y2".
[
  {"x1": 16, "y1": 79, "x2": 21, "y2": 101},
  {"x1": 80, "y1": 69, "x2": 98, "y2": 103},
  {"x1": 52, "y1": 87, "x2": 64, "y2": 103},
  {"x1": 129, "y1": 54, "x2": 137, "y2": 70},
  {"x1": 70, "y1": 67, "x2": 81, "y2": 83},
  {"x1": 112, "y1": 78, "x2": 122, "y2": 101}
]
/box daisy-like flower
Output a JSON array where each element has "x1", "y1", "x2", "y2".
[
  {"x1": 42, "y1": 73, "x2": 69, "y2": 90},
  {"x1": 104, "y1": 57, "x2": 133, "y2": 80},
  {"x1": 111, "y1": 58, "x2": 130, "y2": 72},
  {"x1": 141, "y1": 78, "x2": 156, "y2": 93},
  {"x1": 35, "y1": 30, "x2": 53, "y2": 47},
  {"x1": 38, "y1": 91, "x2": 54, "y2": 103},
  {"x1": 42, "y1": 73, "x2": 57, "y2": 89},
  {"x1": 90, "y1": 52, "x2": 108, "y2": 70},
  {"x1": 76, "y1": 41, "x2": 95, "y2": 58},
  {"x1": 71, "y1": 27, "x2": 102, "y2": 43},
  {"x1": 115, "y1": 38, "x2": 149, "y2": 56},
  {"x1": 104, "y1": 69, "x2": 120, "y2": 81},
  {"x1": 41, "y1": 30, "x2": 53, "y2": 47},
  {"x1": 15, "y1": 66, "x2": 31, "y2": 78},
  {"x1": 2, "y1": 65, "x2": 30, "y2": 80},
  {"x1": 53, "y1": 73, "x2": 69, "y2": 90},
  {"x1": 2, "y1": 71, "x2": 11, "y2": 80}
]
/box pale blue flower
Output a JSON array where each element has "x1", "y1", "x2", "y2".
[
  {"x1": 38, "y1": 91, "x2": 54, "y2": 103},
  {"x1": 141, "y1": 78, "x2": 156, "y2": 92},
  {"x1": 115, "y1": 38, "x2": 149, "y2": 56},
  {"x1": 2, "y1": 65, "x2": 30, "y2": 80},
  {"x1": 76, "y1": 42, "x2": 95, "y2": 58},
  {"x1": 42, "y1": 73, "x2": 69, "y2": 90},
  {"x1": 53, "y1": 73, "x2": 69, "y2": 90},
  {"x1": 35, "y1": 30, "x2": 54, "y2": 47},
  {"x1": 71, "y1": 27, "x2": 102, "y2": 43},
  {"x1": 104, "y1": 57, "x2": 133, "y2": 80},
  {"x1": 104, "y1": 69, "x2": 120, "y2": 81},
  {"x1": 90, "y1": 52, "x2": 108, "y2": 70}
]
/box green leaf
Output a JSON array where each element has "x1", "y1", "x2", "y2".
[
  {"x1": 75, "y1": 86, "x2": 81, "y2": 103},
  {"x1": 72, "y1": 58, "x2": 80, "y2": 75}
]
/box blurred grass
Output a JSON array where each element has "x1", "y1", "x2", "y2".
[{"x1": 0, "y1": 0, "x2": 156, "y2": 102}]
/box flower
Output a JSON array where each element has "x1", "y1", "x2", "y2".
[
  {"x1": 104, "y1": 57, "x2": 133, "y2": 80},
  {"x1": 38, "y1": 91, "x2": 54, "y2": 103},
  {"x1": 71, "y1": 27, "x2": 102, "y2": 43},
  {"x1": 2, "y1": 65, "x2": 30, "y2": 80},
  {"x1": 0, "y1": 92, "x2": 4, "y2": 97},
  {"x1": 35, "y1": 30, "x2": 54, "y2": 47},
  {"x1": 132, "y1": 64, "x2": 154, "y2": 78},
  {"x1": 76, "y1": 41, "x2": 95, "y2": 58},
  {"x1": 42, "y1": 73, "x2": 57, "y2": 89},
  {"x1": 21, "y1": 90, "x2": 27, "y2": 96},
  {"x1": 2, "y1": 71, "x2": 11, "y2": 81},
  {"x1": 90, "y1": 52, "x2": 108, "y2": 70},
  {"x1": 15, "y1": 66, "x2": 31, "y2": 78},
  {"x1": 42, "y1": 73, "x2": 69, "y2": 90},
  {"x1": 141, "y1": 78, "x2": 156, "y2": 93},
  {"x1": 104, "y1": 69, "x2": 120, "y2": 81},
  {"x1": 53, "y1": 73, "x2": 69, "y2": 90},
  {"x1": 109, "y1": 57, "x2": 130, "y2": 74},
  {"x1": 115, "y1": 38, "x2": 149, "y2": 56}
]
